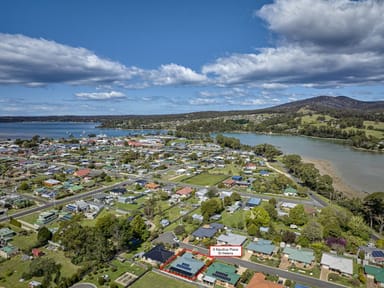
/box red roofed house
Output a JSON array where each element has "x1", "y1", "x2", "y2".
[
  {"x1": 145, "y1": 182, "x2": 160, "y2": 190},
  {"x1": 127, "y1": 141, "x2": 142, "y2": 147},
  {"x1": 74, "y1": 168, "x2": 91, "y2": 178},
  {"x1": 247, "y1": 273, "x2": 283, "y2": 288},
  {"x1": 222, "y1": 179, "x2": 236, "y2": 188},
  {"x1": 176, "y1": 187, "x2": 193, "y2": 196}
]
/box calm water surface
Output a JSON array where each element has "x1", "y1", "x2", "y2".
[
  {"x1": 0, "y1": 122, "x2": 163, "y2": 139},
  {"x1": 225, "y1": 133, "x2": 384, "y2": 193}
]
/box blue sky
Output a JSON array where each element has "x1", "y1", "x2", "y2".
[{"x1": 0, "y1": 0, "x2": 383, "y2": 116}]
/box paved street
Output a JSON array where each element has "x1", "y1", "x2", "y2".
[{"x1": 180, "y1": 243, "x2": 348, "y2": 288}]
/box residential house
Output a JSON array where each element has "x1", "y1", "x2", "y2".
[
  {"x1": 73, "y1": 168, "x2": 90, "y2": 178},
  {"x1": 259, "y1": 170, "x2": 270, "y2": 176},
  {"x1": 152, "y1": 232, "x2": 179, "y2": 247},
  {"x1": 192, "y1": 214, "x2": 204, "y2": 222},
  {"x1": 169, "y1": 252, "x2": 205, "y2": 279},
  {"x1": 246, "y1": 239, "x2": 277, "y2": 259},
  {"x1": 283, "y1": 247, "x2": 315, "y2": 268},
  {"x1": 36, "y1": 210, "x2": 58, "y2": 226},
  {"x1": 222, "y1": 179, "x2": 236, "y2": 188},
  {"x1": 246, "y1": 197, "x2": 261, "y2": 207},
  {"x1": 192, "y1": 223, "x2": 224, "y2": 240},
  {"x1": 284, "y1": 187, "x2": 298, "y2": 197},
  {"x1": 227, "y1": 201, "x2": 242, "y2": 214},
  {"x1": 0, "y1": 227, "x2": 16, "y2": 242},
  {"x1": 145, "y1": 182, "x2": 160, "y2": 190},
  {"x1": 176, "y1": 187, "x2": 193, "y2": 197},
  {"x1": 364, "y1": 265, "x2": 384, "y2": 287},
  {"x1": 280, "y1": 202, "x2": 297, "y2": 210},
  {"x1": 110, "y1": 187, "x2": 127, "y2": 197},
  {"x1": 359, "y1": 246, "x2": 384, "y2": 265},
  {"x1": 43, "y1": 179, "x2": 61, "y2": 187},
  {"x1": 204, "y1": 262, "x2": 240, "y2": 288},
  {"x1": 217, "y1": 233, "x2": 247, "y2": 246},
  {"x1": 142, "y1": 245, "x2": 174, "y2": 266},
  {"x1": 0, "y1": 245, "x2": 18, "y2": 259},
  {"x1": 232, "y1": 176, "x2": 242, "y2": 181},
  {"x1": 320, "y1": 253, "x2": 353, "y2": 276},
  {"x1": 196, "y1": 188, "x2": 209, "y2": 202},
  {"x1": 246, "y1": 273, "x2": 283, "y2": 288}
]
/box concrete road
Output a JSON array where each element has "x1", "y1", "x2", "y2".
[{"x1": 180, "y1": 243, "x2": 347, "y2": 288}]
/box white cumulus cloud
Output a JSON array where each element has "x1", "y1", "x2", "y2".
[
  {"x1": 203, "y1": 0, "x2": 384, "y2": 88},
  {"x1": 0, "y1": 33, "x2": 140, "y2": 86},
  {"x1": 75, "y1": 91, "x2": 126, "y2": 100}
]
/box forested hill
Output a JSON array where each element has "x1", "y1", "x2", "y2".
[
  {"x1": 0, "y1": 96, "x2": 383, "y2": 123},
  {"x1": 265, "y1": 96, "x2": 384, "y2": 113}
]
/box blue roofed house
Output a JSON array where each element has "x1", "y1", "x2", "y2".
[
  {"x1": 192, "y1": 223, "x2": 224, "y2": 240},
  {"x1": 169, "y1": 252, "x2": 205, "y2": 279},
  {"x1": 246, "y1": 197, "x2": 261, "y2": 207},
  {"x1": 246, "y1": 239, "x2": 277, "y2": 259},
  {"x1": 283, "y1": 246, "x2": 315, "y2": 268}
]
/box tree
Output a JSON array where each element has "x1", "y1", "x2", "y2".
[
  {"x1": 96, "y1": 213, "x2": 118, "y2": 238},
  {"x1": 174, "y1": 225, "x2": 186, "y2": 236},
  {"x1": 301, "y1": 221, "x2": 323, "y2": 242},
  {"x1": 263, "y1": 203, "x2": 277, "y2": 220},
  {"x1": 131, "y1": 215, "x2": 148, "y2": 241},
  {"x1": 282, "y1": 230, "x2": 296, "y2": 244},
  {"x1": 201, "y1": 198, "x2": 223, "y2": 221},
  {"x1": 230, "y1": 192, "x2": 241, "y2": 202},
  {"x1": 247, "y1": 223, "x2": 258, "y2": 236},
  {"x1": 18, "y1": 181, "x2": 30, "y2": 192},
  {"x1": 288, "y1": 204, "x2": 308, "y2": 226},
  {"x1": 246, "y1": 207, "x2": 270, "y2": 227},
  {"x1": 207, "y1": 186, "x2": 218, "y2": 198},
  {"x1": 37, "y1": 226, "x2": 52, "y2": 246},
  {"x1": 348, "y1": 215, "x2": 370, "y2": 240}
]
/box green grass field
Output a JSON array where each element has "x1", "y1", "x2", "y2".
[
  {"x1": 130, "y1": 271, "x2": 197, "y2": 288},
  {"x1": 0, "y1": 249, "x2": 79, "y2": 288},
  {"x1": 182, "y1": 173, "x2": 228, "y2": 186},
  {"x1": 82, "y1": 260, "x2": 147, "y2": 287}
]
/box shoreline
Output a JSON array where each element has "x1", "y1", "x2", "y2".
[{"x1": 302, "y1": 157, "x2": 366, "y2": 199}]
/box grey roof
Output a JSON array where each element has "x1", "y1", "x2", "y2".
[
  {"x1": 192, "y1": 223, "x2": 224, "y2": 239},
  {"x1": 217, "y1": 233, "x2": 247, "y2": 246},
  {"x1": 246, "y1": 239, "x2": 276, "y2": 255},
  {"x1": 152, "y1": 232, "x2": 178, "y2": 246},
  {"x1": 321, "y1": 253, "x2": 353, "y2": 275}
]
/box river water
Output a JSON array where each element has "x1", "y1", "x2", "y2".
[
  {"x1": 224, "y1": 133, "x2": 383, "y2": 194},
  {"x1": 0, "y1": 122, "x2": 382, "y2": 193}
]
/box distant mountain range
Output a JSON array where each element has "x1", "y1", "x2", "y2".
[
  {"x1": 266, "y1": 95, "x2": 384, "y2": 113},
  {"x1": 0, "y1": 96, "x2": 383, "y2": 123}
]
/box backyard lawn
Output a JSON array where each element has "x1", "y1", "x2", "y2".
[
  {"x1": 182, "y1": 173, "x2": 229, "y2": 186},
  {"x1": 130, "y1": 271, "x2": 197, "y2": 288}
]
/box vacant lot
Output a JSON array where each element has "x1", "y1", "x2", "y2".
[
  {"x1": 130, "y1": 271, "x2": 197, "y2": 288},
  {"x1": 182, "y1": 173, "x2": 228, "y2": 186}
]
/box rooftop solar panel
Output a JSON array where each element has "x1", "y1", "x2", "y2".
[{"x1": 372, "y1": 251, "x2": 384, "y2": 257}]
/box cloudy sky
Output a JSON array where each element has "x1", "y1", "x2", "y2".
[{"x1": 0, "y1": 0, "x2": 383, "y2": 116}]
